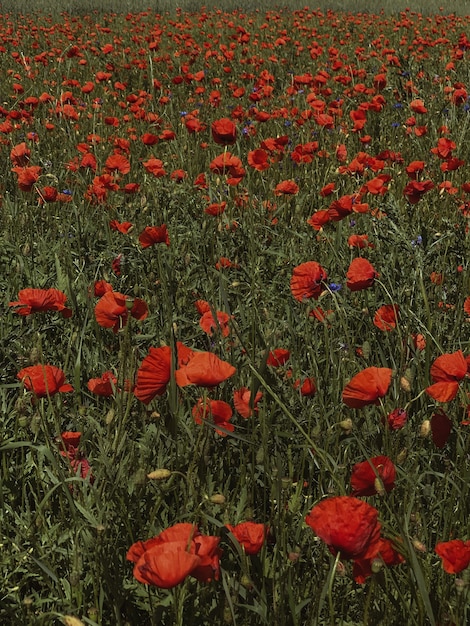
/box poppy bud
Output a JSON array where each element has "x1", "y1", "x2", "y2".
[
  {"x1": 147, "y1": 469, "x2": 172, "y2": 480},
  {"x1": 29, "y1": 347, "x2": 41, "y2": 364},
  {"x1": 374, "y1": 477, "x2": 386, "y2": 497},
  {"x1": 338, "y1": 418, "x2": 353, "y2": 433},
  {"x1": 420, "y1": 420, "x2": 431, "y2": 438},
  {"x1": 62, "y1": 617, "x2": 85, "y2": 626},
  {"x1": 412, "y1": 538, "x2": 427, "y2": 553},
  {"x1": 105, "y1": 408, "x2": 115, "y2": 425},
  {"x1": 400, "y1": 376, "x2": 411, "y2": 392},
  {"x1": 371, "y1": 558, "x2": 384, "y2": 573},
  {"x1": 455, "y1": 578, "x2": 467, "y2": 594},
  {"x1": 210, "y1": 493, "x2": 226, "y2": 505},
  {"x1": 396, "y1": 448, "x2": 408, "y2": 464}
]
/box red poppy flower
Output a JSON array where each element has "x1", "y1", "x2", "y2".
[
  {"x1": 139, "y1": 225, "x2": 170, "y2": 248},
  {"x1": 290, "y1": 261, "x2": 327, "y2": 302},
  {"x1": 105, "y1": 153, "x2": 130, "y2": 175},
  {"x1": 109, "y1": 220, "x2": 133, "y2": 234},
  {"x1": 134, "y1": 346, "x2": 172, "y2": 404},
  {"x1": 266, "y1": 348, "x2": 290, "y2": 367},
  {"x1": 142, "y1": 157, "x2": 166, "y2": 177},
  {"x1": 9, "y1": 288, "x2": 72, "y2": 318},
  {"x1": 225, "y1": 522, "x2": 268, "y2": 555},
  {"x1": 350, "y1": 455, "x2": 396, "y2": 496},
  {"x1": 94, "y1": 291, "x2": 148, "y2": 333},
  {"x1": 87, "y1": 371, "x2": 118, "y2": 397},
  {"x1": 306, "y1": 496, "x2": 381, "y2": 560},
  {"x1": 10, "y1": 142, "x2": 30, "y2": 166},
  {"x1": 192, "y1": 398, "x2": 234, "y2": 436},
  {"x1": 430, "y1": 409, "x2": 452, "y2": 448},
  {"x1": 386, "y1": 408, "x2": 408, "y2": 430},
  {"x1": 127, "y1": 523, "x2": 221, "y2": 588},
  {"x1": 293, "y1": 377, "x2": 317, "y2": 397},
  {"x1": 175, "y1": 351, "x2": 236, "y2": 388},
  {"x1": 93, "y1": 280, "x2": 113, "y2": 297},
  {"x1": 373, "y1": 304, "x2": 399, "y2": 331},
  {"x1": 12, "y1": 165, "x2": 41, "y2": 191},
  {"x1": 353, "y1": 537, "x2": 404, "y2": 583},
  {"x1": 60, "y1": 431, "x2": 93, "y2": 483},
  {"x1": 435, "y1": 539, "x2": 470, "y2": 574},
  {"x1": 342, "y1": 367, "x2": 392, "y2": 409},
  {"x1": 346, "y1": 258, "x2": 379, "y2": 291},
  {"x1": 199, "y1": 310, "x2": 231, "y2": 337},
  {"x1": 274, "y1": 180, "x2": 299, "y2": 196},
  {"x1": 211, "y1": 117, "x2": 237, "y2": 145},
  {"x1": 403, "y1": 179, "x2": 434, "y2": 204},
  {"x1": 17, "y1": 365, "x2": 73, "y2": 397},
  {"x1": 233, "y1": 387, "x2": 263, "y2": 418},
  {"x1": 347, "y1": 234, "x2": 373, "y2": 249},
  {"x1": 426, "y1": 350, "x2": 467, "y2": 402},
  {"x1": 247, "y1": 148, "x2": 270, "y2": 171}
]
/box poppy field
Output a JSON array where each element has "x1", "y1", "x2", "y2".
[{"x1": 1, "y1": 2, "x2": 470, "y2": 625}]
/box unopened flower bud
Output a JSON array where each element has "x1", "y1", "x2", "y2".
[
  {"x1": 147, "y1": 469, "x2": 172, "y2": 480},
  {"x1": 420, "y1": 420, "x2": 431, "y2": 438},
  {"x1": 338, "y1": 418, "x2": 353, "y2": 434},
  {"x1": 412, "y1": 538, "x2": 427, "y2": 553},
  {"x1": 209, "y1": 493, "x2": 226, "y2": 505},
  {"x1": 371, "y1": 558, "x2": 384, "y2": 573}
]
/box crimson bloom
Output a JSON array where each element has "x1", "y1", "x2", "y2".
[
  {"x1": 353, "y1": 537, "x2": 404, "y2": 583},
  {"x1": 426, "y1": 350, "x2": 467, "y2": 402},
  {"x1": 9, "y1": 288, "x2": 72, "y2": 318},
  {"x1": 346, "y1": 258, "x2": 379, "y2": 291},
  {"x1": 435, "y1": 539, "x2": 470, "y2": 574},
  {"x1": 373, "y1": 304, "x2": 399, "y2": 331},
  {"x1": 225, "y1": 522, "x2": 268, "y2": 555},
  {"x1": 386, "y1": 408, "x2": 408, "y2": 430},
  {"x1": 430, "y1": 409, "x2": 452, "y2": 448},
  {"x1": 87, "y1": 371, "x2": 118, "y2": 397},
  {"x1": 175, "y1": 351, "x2": 236, "y2": 388},
  {"x1": 342, "y1": 367, "x2": 392, "y2": 409},
  {"x1": 17, "y1": 365, "x2": 73, "y2": 398},
  {"x1": 199, "y1": 310, "x2": 231, "y2": 337},
  {"x1": 403, "y1": 179, "x2": 434, "y2": 204},
  {"x1": 211, "y1": 117, "x2": 237, "y2": 145},
  {"x1": 95, "y1": 291, "x2": 148, "y2": 333},
  {"x1": 274, "y1": 179, "x2": 299, "y2": 196},
  {"x1": 350, "y1": 456, "x2": 396, "y2": 496},
  {"x1": 60, "y1": 431, "x2": 93, "y2": 482},
  {"x1": 139, "y1": 224, "x2": 170, "y2": 248},
  {"x1": 192, "y1": 398, "x2": 234, "y2": 436},
  {"x1": 127, "y1": 523, "x2": 221, "y2": 588},
  {"x1": 134, "y1": 346, "x2": 172, "y2": 404},
  {"x1": 233, "y1": 387, "x2": 263, "y2": 418},
  {"x1": 306, "y1": 496, "x2": 381, "y2": 560},
  {"x1": 290, "y1": 261, "x2": 327, "y2": 302}
]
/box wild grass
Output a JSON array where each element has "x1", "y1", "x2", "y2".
[{"x1": 0, "y1": 4, "x2": 469, "y2": 626}]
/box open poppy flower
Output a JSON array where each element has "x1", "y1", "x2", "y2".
[
  {"x1": 134, "y1": 346, "x2": 172, "y2": 404},
  {"x1": 342, "y1": 367, "x2": 392, "y2": 408},
  {"x1": 266, "y1": 348, "x2": 290, "y2": 367},
  {"x1": 435, "y1": 539, "x2": 470, "y2": 574},
  {"x1": 290, "y1": 261, "x2": 327, "y2": 302},
  {"x1": 138, "y1": 224, "x2": 170, "y2": 248},
  {"x1": 211, "y1": 117, "x2": 237, "y2": 145},
  {"x1": 60, "y1": 431, "x2": 93, "y2": 483},
  {"x1": 192, "y1": 398, "x2": 234, "y2": 436},
  {"x1": 353, "y1": 537, "x2": 404, "y2": 583},
  {"x1": 175, "y1": 351, "x2": 236, "y2": 387},
  {"x1": 426, "y1": 350, "x2": 467, "y2": 404},
  {"x1": 199, "y1": 310, "x2": 231, "y2": 337},
  {"x1": 87, "y1": 371, "x2": 118, "y2": 397},
  {"x1": 373, "y1": 304, "x2": 399, "y2": 331},
  {"x1": 94, "y1": 291, "x2": 148, "y2": 333},
  {"x1": 386, "y1": 408, "x2": 408, "y2": 430},
  {"x1": 306, "y1": 496, "x2": 382, "y2": 560},
  {"x1": 9, "y1": 288, "x2": 72, "y2": 318},
  {"x1": 274, "y1": 179, "x2": 299, "y2": 196},
  {"x1": 233, "y1": 387, "x2": 263, "y2": 418},
  {"x1": 17, "y1": 365, "x2": 73, "y2": 398},
  {"x1": 350, "y1": 455, "x2": 396, "y2": 496},
  {"x1": 346, "y1": 258, "x2": 379, "y2": 291},
  {"x1": 225, "y1": 522, "x2": 269, "y2": 555},
  {"x1": 127, "y1": 523, "x2": 221, "y2": 588}
]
